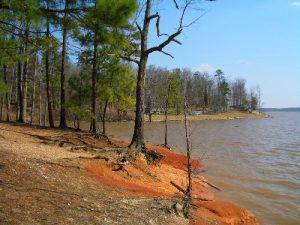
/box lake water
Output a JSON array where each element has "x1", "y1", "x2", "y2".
[{"x1": 104, "y1": 112, "x2": 300, "y2": 225}]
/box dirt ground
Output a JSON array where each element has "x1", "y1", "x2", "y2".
[{"x1": 0, "y1": 122, "x2": 259, "y2": 225}]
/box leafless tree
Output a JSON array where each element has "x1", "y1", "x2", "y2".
[
  {"x1": 126, "y1": 0, "x2": 209, "y2": 151},
  {"x1": 256, "y1": 85, "x2": 262, "y2": 113},
  {"x1": 183, "y1": 79, "x2": 192, "y2": 218}
]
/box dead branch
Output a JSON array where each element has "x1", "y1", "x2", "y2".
[
  {"x1": 135, "y1": 22, "x2": 143, "y2": 35},
  {"x1": 120, "y1": 55, "x2": 140, "y2": 65},
  {"x1": 202, "y1": 180, "x2": 221, "y2": 191},
  {"x1": 160, "y1": 50, "x2": 174, "y2": 58},
  {"x1": 76, "y1": 155, "x2": 110, "y2": 162},
  {"x1": 170, "y1": 181, "x2": 186, "y2": 194},
  {"x1": 172, "y1": 0, "x2": 179, "y2": 9},
  {"x1": 145, "y1": 29, "x2": 182, "y2": 55}
]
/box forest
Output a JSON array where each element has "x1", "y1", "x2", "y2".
[{"x1": 0, "y1": 0, "x2": 262, "y2": 147}]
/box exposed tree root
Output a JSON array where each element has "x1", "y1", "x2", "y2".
[
  {"x1": 141, "y1": 148, "x2": 165, "y2": 165},
  {"x1": 0, "y1": 180, "x2": 80, "y2": 196},
  {"x1": 34, "y1": 159, "x2": 81, "y2": 170}
]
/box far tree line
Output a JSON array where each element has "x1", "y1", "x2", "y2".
[
  {"x1": 0, "y1": 56, "x2": 262, "y2": 128},
  {"x1": 145, "y1": 66, "x2": 262, "y2": 121}
]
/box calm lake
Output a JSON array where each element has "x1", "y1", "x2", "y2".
[{"x1": 104, "y1": 112, "x2": 300, "y2": 225}]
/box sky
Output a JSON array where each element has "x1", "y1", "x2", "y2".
[{"x1": 145, "y1": 0, "x2": 300, "y2": 108}]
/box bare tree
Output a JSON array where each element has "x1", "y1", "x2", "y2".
[
  {"x1": 183, "y1": 80, "x2": 192, "y2": 218},
  {"x1": 256, "y1": 85, "x2": 262, "y2": 113},
  {"x1": 127, "y1": 0, "x2": 208, "y2": 151}
]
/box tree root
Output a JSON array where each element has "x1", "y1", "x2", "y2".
[
  {"x1": 34, "y1": 159, "x2": 81, "y2": 170},
  {"x1": 141, "y1": 148, "x2": 165, "y2": 165},
  {"x1": 0, "y1": 180, "x2": 79, "y2": 196}
]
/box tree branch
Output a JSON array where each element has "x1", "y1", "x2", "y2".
[
  {"x1": 0, "y1": 21, "x2": 48, "y2": 34},
  {"x1": 135, "y1": 22, "x2": 142, "y2": 36},
  {"x1": 172, "y1": 0, "x2": 179, "y2": 9},
  {"x1": 120, "y1": 55, "x2": 140, "y2": 65},
  {"x1": 160, "y1": 50, "x2": 174, "y2": 58},
  {"x1": 145, "y1": 29, "x2": 182, "y2": 55}
]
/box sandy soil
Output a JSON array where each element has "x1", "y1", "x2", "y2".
[
  {"x1": 145, "y1": 111, "x2": 268, "y2": 122},
  {"x1": 0, "y1": 122, "x2": 259, "y2": 225}
]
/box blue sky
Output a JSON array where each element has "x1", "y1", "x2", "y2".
[{"x1": 146, "y1": 0, "x2": 300, "y2": 108}]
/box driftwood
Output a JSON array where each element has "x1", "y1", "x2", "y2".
[{"x1": 202, "y1": 180, "x2": 221, "y2": 191}]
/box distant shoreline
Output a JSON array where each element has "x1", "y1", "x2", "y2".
[
  {"x1": 145, "y1": 110, "x2": 269, "y2": 122},
  {"x1": 262, "y1": 107, "x2": 300, "y2": 112}
]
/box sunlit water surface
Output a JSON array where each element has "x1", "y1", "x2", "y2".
[{"x1": 103, "y1": 112, "x2": 300, "y2": 225}]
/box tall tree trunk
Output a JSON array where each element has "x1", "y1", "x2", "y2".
[
  {"x1": 44, "y1": 102, "x2": 48, "y2": 127},
  {"x1": 39, "y1": 78, "x2": 42, "y2": 126},
  {"x1": 30, "y1": 56, "x2": 37, "y2": 125},
  {"x1": 149, "y1": 111, "x2": 152, "y2": 122},
  {"x1": 20, "y1": 22, "x2": 30, "y2": 123},
  {"x1": 117, "y1": 100, "x2": 121, "y2": 121},
  {"x1": 3, "y1": 65, "x2": 10, "y2": 121},
  {"x1": 164, "y1": 100, "x2": 169, "y2": 147},
  {"x1": 14, "y1": 69, "x2": 18, "y2": 119},
  {"x1": 0, "y1": 97, "x2": 3, "y2": 120},
  {"x1": 102, "y1": 100, "x2": 108, "y2": 135},
  {"x1": 91, "y1": 27, "x2": 98, "y2": 134},
  {"x1": 129, "y1": 0, "x2": 151, "y2": 150},
  {"x1": 45, "y1": 17, "x2": 54, "y2": 127},
  {"x1": 17, "y1": 57, "x2": 24, "y2": 123},
  {"x1": 129, "y1": 57, "x2": 148, "y2": 149},
  {"x1": 59, "y1": 1, "x2": 68, "y2": 128},
  {"x1": 176, "y1": 103, "x2": 180, "y2": 115}
]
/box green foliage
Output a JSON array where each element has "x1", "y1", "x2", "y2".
[
  {"x1": 0, "y1": 81, "x2": 9, "y2": 97},
  {"x1": 92, "y1": 0, "x2": 137, "y2": 26},
  {"x1": 220, "y1": 79, "x2": 230, "y2": 100},
  {"x1": 97, "y1": 57, "x2": 136, "y2": 110},
  {"x1": 158, "y1": 68, "x2": 183, "y2": 106},
  {"x1": 168, "y1": 69, "x2": 184, "y2": 105},
  {"x1": 66, "y1": 70, "x2": 92, "y2": 121},
  {"x1": 251, "y1": 96, "x2": 258, "y2": 111},
  {"x1": 36, "y1": 36, "x2": 60, "y2": 52}
]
